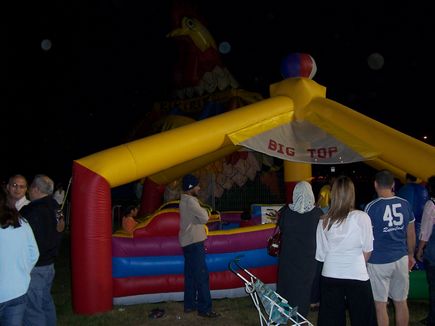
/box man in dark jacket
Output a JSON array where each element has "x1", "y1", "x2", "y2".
[{"x1": 20, "y1": 174, "x2": 63, "y2": 326}]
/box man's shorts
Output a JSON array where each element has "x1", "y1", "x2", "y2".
[{"x1": 367, "y1": 255, "x2": 409, "y2": 302}]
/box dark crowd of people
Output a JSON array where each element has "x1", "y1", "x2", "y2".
[
  {"x1": 2, "y1": 169, "x2": 433, "y2": 325},
  {"x1": 0, "y1": 174, "x2": 66, "y2": 325},
  {"x1": 275, "y1": 171, "x2": 434, "y2": 326},
  {"x1": 174, "y1": 169, "x2": 434, "y2": 324}
]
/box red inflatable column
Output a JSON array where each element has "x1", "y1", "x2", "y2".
[
  {"x1": 71, "y1": 162, "x2": 113, "y2": 314},
  {"x1": 284, "y1": 161, "x2": 312, "y2": 203},
  {"x1": 139, "y1": 178, "x2": 166, "y2": 215}
]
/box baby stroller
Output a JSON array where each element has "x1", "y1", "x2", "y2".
[{"x1": 229, "y1": 257, "x2": 313, "y2": 326}]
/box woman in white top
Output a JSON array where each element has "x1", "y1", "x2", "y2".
[
  {"x1": 0, "y1": 188, "x2": 39, "y2": 326},
  {"x1": 315, "y1": 175, "x2": 377, "y2": 326}
]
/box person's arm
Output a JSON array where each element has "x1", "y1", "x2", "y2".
[
  {"x1": 363, "y1": 251, "x2": 371, "y2": 262},
  {"x1": 360, "y1": 212, "x2": 374, "y2": 262},
  {"x1": 315, "y1": 221, "x2": 327, "y2": 262},
  {"x1": 25, "y1": 222, "x2": 40, "y2": 269},
  {"x1": 419, "y1": 202, "x2": 433, "y2": 241},
  {"x1": 416, "y1": 201, "x2": 434, "y2": 261},
  {"x1": 417, "y1": 240, "x2": 428, "y2": 262},
  {"x1": 189, "y1": 197, "x2": 210, "y2": 224},
  {"x1": 407, "y1": 222, "x2": 416, "y2": 270}
]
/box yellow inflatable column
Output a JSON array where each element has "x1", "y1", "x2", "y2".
[
  {"x1": 284, "y1": 161, "x2": 312, "y2": 202},
  {"x1": 268, "y1": 78, "x2": 322, "y2": 202}
]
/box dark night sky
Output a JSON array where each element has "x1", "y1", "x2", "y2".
[{"x1": 5, "y1": 1, "x2": 434, "y2": 184}]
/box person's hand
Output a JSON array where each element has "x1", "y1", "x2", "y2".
[
  {"x1": 408, "y1": 254, "x2": 416, "y2": 271},
  {"x1": 57, "y1": 217, "x2": 66, "y2": 232},
  {"x1": 416, "y1": 248, "x2": 424, "y2": 262},
  {"x1": 56, "y1": 210, "x2": 66, "y2": 232}
]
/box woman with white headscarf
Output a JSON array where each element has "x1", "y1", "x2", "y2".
[{"x1": 276, "y1": 180, "x2": 323, "y2": 318}]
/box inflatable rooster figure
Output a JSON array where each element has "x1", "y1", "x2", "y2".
[{"x1": 167, "y1": 7, "x2": 239, "y2": 99}]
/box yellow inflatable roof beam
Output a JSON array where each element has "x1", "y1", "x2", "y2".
[
  {"x1": 228, "y1": 111, "x2": 294, "y2": 145},
  {"x1": 76, "y1": 96, "x2": 294, "y2": 188},
  {"x1": 365, "y1": 158, "x2": 407, "y2": 184},
  {"x1": 149, "y1": 145, "x2": 239, "y2": 185},
  {"x1": 305, "y1": 97, "x2": 434, "y2": 181}
]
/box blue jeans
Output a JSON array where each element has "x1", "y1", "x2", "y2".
[
  {"x1": 182, "y1": 241, "x2": 212, "y2": 314},
  {"x1": 0, "y1": 294, "x2": 27, "y2": 326},
  {"x1": 23, "y1": 264, "x2": 56, "y2": 326}
]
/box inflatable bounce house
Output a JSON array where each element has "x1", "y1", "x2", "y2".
[
  {"x1": 70, "y1": 3, "x2": 435, "y2": 315},
  {"x1": 111, "y1": 201, "x2": 279, "y2": 305}
]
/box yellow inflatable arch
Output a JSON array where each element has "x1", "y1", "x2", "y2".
[{"x1": 71, "y1": 78, "x2": 435, "y2": 314}]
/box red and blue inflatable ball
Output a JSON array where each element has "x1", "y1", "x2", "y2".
[{"x1": 280, "y1": 53, "x2": 317, "y2": 79}]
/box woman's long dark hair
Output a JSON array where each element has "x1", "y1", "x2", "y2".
[
  {"x1": 325, "y1": 175, "x2": 355, "y2": 230},
  {"x1": 0, "y1": 188, "x2": 20, "y2": 228}
]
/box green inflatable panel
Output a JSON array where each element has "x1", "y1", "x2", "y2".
[{"x1": 409, "y1": 270, "x2": 429, "y2": 299}]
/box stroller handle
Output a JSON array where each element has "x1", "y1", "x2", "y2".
[{"x1": 228, "y1": 255, "x2": 245, "y2": 274}]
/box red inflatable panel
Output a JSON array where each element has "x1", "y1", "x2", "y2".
[
  {"x1": 133, "y1": 210, "x2": 180, "y2": 237},
  {"x1": 112, "y1": 227, "x2": 274, "y2": 257},
  {"x1": 113, "y1": 264, "x2": 277, "y2": 297}
]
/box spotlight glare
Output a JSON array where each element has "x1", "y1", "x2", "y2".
[{"x1": 41, "y1": 39, "x2": 52, "y2": 51}]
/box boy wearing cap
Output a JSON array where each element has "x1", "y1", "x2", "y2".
[{"x1": 179, "y1": 174, "x2": 220, "y2": 318}]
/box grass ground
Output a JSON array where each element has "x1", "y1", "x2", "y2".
[{"x1": 53, "y1": 233, "x2": 429, "y2": 325}]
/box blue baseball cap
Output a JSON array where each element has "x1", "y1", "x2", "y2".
[{"x1": 182, "y1": 174, "x2": 199, "y2": 191}]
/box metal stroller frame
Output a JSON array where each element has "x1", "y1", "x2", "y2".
[{"x1": 229, "y1": 257, "x2": 313, "y2": 326}]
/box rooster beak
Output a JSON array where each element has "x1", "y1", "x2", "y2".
[
  {"x1": 167, "y1": 16, "x2": 216, "y2": 52},
  {"x1": 166, "y1": 27, "x2": 188, "y2": 38}
]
